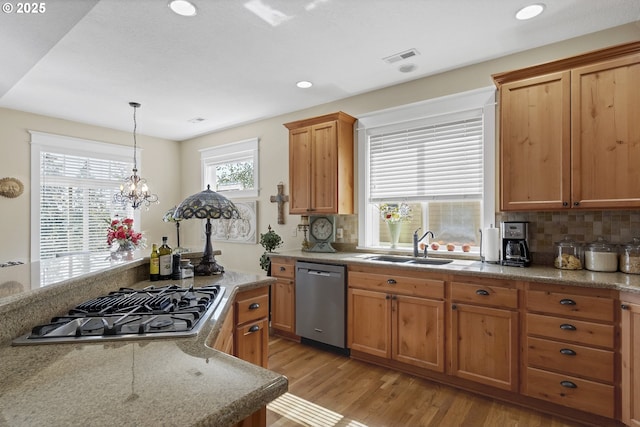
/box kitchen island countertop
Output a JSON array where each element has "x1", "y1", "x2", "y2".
[{"x1": 0, "y1": 256, "x2": 286, "y2": 427}]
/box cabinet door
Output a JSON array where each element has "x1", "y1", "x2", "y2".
[
  {"x1": 235, "y1": 318, "x2": 269, "y2": 368},
  {"x1": 348, "y1": 288, "x2": 391, "y2": 358},
  {"x1": 622, "y1": 298, "x2": 640, "y2": 426},
  {"x1": 500, "y1": 71, "x2": 571, "y2": 210},
  {"x1": 572, "y1": 54, "x2": 640, "y2": 209},
  {"x1": 309, "y1": 121, "x2": 338, "y2": 214},
  {"x1": 450, "y1": 303, "x2": 519, "y2": 391},
  {"x1": 289, "y1": 127, "x2": 312, "y2": 214},
  {"x1": 392, "y1": 295, "x2": 445, "y2": 372},
  {"x1": 271, "y1": 278, "x2": 295, "y2": 335}
]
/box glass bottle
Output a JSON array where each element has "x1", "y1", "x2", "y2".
[
  {"x1": 158, "y1": 236, "x2": 173, "y2": 280},
  {"x1": 149, "y1": 243, "x2": 160, "y2": 281}
]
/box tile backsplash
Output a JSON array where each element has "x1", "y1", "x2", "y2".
[{"x1": 335, "y1": 210, "x2": 640, "y2": 263}]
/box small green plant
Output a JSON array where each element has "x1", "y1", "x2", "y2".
[{"x1": 259, "y1": 225, "x2": 283, "y2": 272}]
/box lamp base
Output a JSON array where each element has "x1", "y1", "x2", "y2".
[{"x1": 194, "y1": 257, "x2": 224, "y2": 275}]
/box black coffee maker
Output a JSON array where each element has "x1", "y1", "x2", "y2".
[{"x1": 501, "y1": 221, "x2": 531, "y2": 267}]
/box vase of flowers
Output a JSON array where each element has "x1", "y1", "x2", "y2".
[
  {"x1": 107, "y1": 217, "x2": 144, "y2": 259},
  {"x1": 378, "y1": 203, "x2": 412, "y2": 249}
]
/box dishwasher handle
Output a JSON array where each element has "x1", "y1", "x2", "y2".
[{"x1": 306, "y1": 270, "x2": 332, "y2": 277}]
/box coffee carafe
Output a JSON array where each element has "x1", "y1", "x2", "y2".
[{"x1": 501, "y1": 221, "x2": 531, "y2": 267}]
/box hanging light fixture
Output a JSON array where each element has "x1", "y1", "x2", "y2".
[{"x1": 114, "y1": 102, "x2": 159, "y2": 209}]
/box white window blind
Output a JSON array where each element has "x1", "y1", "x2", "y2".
[
  {"x1": 369, "y1": 116, "x2": 483, "y2": 202},
  {"x1": 31, "y1": 132, "x2": 136, "y2": 260}
]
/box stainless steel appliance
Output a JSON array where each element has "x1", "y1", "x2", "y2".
[
  {"x1": 295, "y1": 261, "x2": 347, "y2": 350},
  {"x1": 501, "y1": 221, "x2": 531, "y2": 267},
  {"x1": 13, "y1": 284, "x2": 224, "y2": 345}
]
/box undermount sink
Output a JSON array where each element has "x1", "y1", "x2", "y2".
[{"x1": 366, "y1": 255, "x2": 453, "y2": 265}]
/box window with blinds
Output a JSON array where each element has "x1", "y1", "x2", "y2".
[
  {"x1": 369, "y1": 117, "x2": 483, "y2": 202},
  {"x1": 357, "y1": 87, "x2": 496, "y2": 252},
  {"x1": 31, "y1": 132, "x2": 136, "y2": 260}
]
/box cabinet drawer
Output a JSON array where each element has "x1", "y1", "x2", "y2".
[
  {"x1": 450, "y1": 281, "x2": 518, "y2": 309},
  {"x1": 526, "y1": 313, "x2": 614, "y2": 348},
  {"x1": 526, "y1": 289, "x2": 614, "y2": 322},
  {"x1": 526, "y1": 337, "x2": 614, "y2": 383},
  {"x1": 271, "y1": 259, "x2": 295, "y2": 279},
  {"x1": 525, "y1": 367, "x2": 614, "y2": 418},
  {"x1": 349, "y1": 271, "x2": 444, "y2": 299},
  {"x1": 236, "y1": 288, "x2": 269, "y2": 325}
]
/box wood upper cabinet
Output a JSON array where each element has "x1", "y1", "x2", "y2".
[
  {"x1": 348, "y1": 266, "x2": 445, "y2": 372},
  {"x1": 494, "y1": 41, "x2": 640, "y2": 211},
  {"x1": 571, "y1": 54, "x2": 640, "y2": 209},
  {"x1": 621, "y1": 293, "x2": 640, "y2": 427},
  {"x1": 449, "y1": 278, "x2": 519, "y2": 391},
  {"x1": 499, "y1": 71, "x2": 571, "y2": 210},
  {"x1": 269, "y1": 257, "x2": 297, "y2": 339},
  {"x1": 284, "y1": 112, "x2": 356, "y2": 215}
]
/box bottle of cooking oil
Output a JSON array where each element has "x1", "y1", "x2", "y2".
[
  {"x1": 149, "y1": 243, "x2": 160, "y2": 281},
  {"x1": 158, "y1": 236, "x2": 173, "y2": 280}
]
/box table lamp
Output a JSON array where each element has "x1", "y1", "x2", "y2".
[{"x1": 173, "y1": 185, "x2": 240, "y2": 275}]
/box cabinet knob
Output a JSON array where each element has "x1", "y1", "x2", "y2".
[
  {"x1": 476, "y1": 289, "x2": 490, "y2": 296},
  {"x1": 387, "y1": 279, "x2": 397, "y2": 285},
  {"x1": 560, "y1": 323, "x2": 577, "y2": 331},
  {"x1": 559, "y1": 348, "x2": 577, "y2": 356},
  {"x1": 249, "y1": 303, "x2": 260, "y2": 310},
  {"x1": 622, "y1": 304, "x2": 630, "y2": 310},
  {"x1": 559, "y1": 298, "x2": 576, "y2": 306},
  {"x1": 562, "y1": 201, "x2": 569, "y2": 207},
  {"x1": 560, "y1": 380, "x2": 577, "y2": 389},
  {"x1": 279, "y1": 266, "x2": 286, "y2": 271},
  {"x1": 573, "y1": 202, "x2": 580, "y2": 206},
  {"x1": 385, "y1": 295, "x2": 391, "y2": 300},
  {"x1": 452, "y1": 304, "x2": 458, "y2": 310},
  {"x1": 392, "y1": 295, "x2": 397, "y2": 300},
  {"x1": 248, "y1": 325, "x2": 260, "y2": 333}
]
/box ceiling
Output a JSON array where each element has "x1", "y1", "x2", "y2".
[{"x1": 1, "y1": 0, "x2": 639, "y2": 141}]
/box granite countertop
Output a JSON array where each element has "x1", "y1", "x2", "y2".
[
  {"x1": 0, "y1": 256, "x2": 286, "y2": 427},
  {"x1": 271, "y1": 250, "x2": 640, "y2": 294}
]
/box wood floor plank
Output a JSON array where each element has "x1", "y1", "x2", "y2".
[{"x1": 266, "y1": 338, "x2": 588, "y2": 427}]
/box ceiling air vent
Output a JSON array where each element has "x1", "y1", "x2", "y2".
[{"x1": 383, "y1": 48, "x2": 420, "y2": 64}]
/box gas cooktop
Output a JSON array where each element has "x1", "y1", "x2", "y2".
[{"x1": 13, "y1": 284, "x2": 225, "y2": 345}]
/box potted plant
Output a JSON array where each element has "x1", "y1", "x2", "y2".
[{"x1": 259, "y1": 225, "x2": 283, "y2": 273}]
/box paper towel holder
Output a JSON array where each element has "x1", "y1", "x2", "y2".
[{"x1": 479, "y1": 225, "x2": 501, "y2": 264}]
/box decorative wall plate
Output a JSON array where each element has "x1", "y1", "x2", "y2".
[{"x1": 0, "y1": 177, "x2": 24, "y2": 198}]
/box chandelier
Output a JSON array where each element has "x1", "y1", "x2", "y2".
[{"x1": 114, "y1": 102, "x2": 158, "y2": 209}]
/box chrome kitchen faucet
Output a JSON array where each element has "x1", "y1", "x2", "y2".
[{"x1": 413, "y1": 228, "x2": 435, "y2": 258}]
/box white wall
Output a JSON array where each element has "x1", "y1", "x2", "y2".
[{"x1": 178, "y1": 23, "x2": 640, "y2": 274}]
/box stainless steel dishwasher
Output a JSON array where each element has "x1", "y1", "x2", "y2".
[{"x1": 295, "y1": 261, "x2": 347, "y2": 350}]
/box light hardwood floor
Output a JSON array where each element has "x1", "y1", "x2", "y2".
[{"x1": 266, "y1": 337, "x2": 587, "y2": 427}]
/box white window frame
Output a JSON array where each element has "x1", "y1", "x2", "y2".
[
  {"x1": 200, "y1": 137, "x2": 259, "y2": 198},
  {"x1": 357, "y1": 86, "x2": 496, "y2": 250},
  {"x1": 30, "y1": 131, "x2": 140, "y2": 261}
]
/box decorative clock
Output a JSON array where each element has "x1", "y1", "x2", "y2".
[{"x1": 308, "y1": 215, "x2": 337, "y2": 253}]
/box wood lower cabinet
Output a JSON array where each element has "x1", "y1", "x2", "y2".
[
  {"x1": 348, "y1": 266, "x2": 445, "y2": 372},
  {"x1": 270, "y1": 257, "x2": 298, "y2": 339},
  {"x1": 621, "y1": 293, "x2": 640, "y2": 427},
  {"x1": 523, "y1": 283, "x2": 617, "y2": 419},
  {"x1": 284, "y1": 112, "x2": 356, "y2": 215},
  {"x1": 233, "y1": 286, "x2": 270, "y2": 427},
  {"x1": 449, "y1": 278, "x2": 519, "y2": 391}
]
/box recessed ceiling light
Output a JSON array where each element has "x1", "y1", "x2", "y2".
[
  {"x1": 169, "y1": 0, "x2": 197, "y2": 17},
  {"x1": 515, "y1": 3, "x2": 545, "y2": 20},
  {"x1": 296, "y1": 81, "x2": 313, "y2": 89}
]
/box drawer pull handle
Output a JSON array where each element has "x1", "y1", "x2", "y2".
[
  {"x1": 476, "y1": 289, "x2": 490, "y2": 296},
  {"x1": 560, "y1": 380, "x2": 577, "y2": 389},
  {"x1": 560, "y1": 348, "x2": 577, "y2": 356},
  {"x1": 279, "y1": 266, "x2": 286, "y2": 271},
  {"x1": 387, "y1": 279, "x2": 397, "y2": 285},
  {"x1": 248, "y1": 325, "x2": 260, "y2": 333},
  {"x1": 249, "y1": 303, "x2": 260, "y2": 310},
  {"x1": 560, "y1": 323, "x2": 577, "y2": 331},
  {"x1": 559, "y1": 298, "x2": 576, "y2": 306}
]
